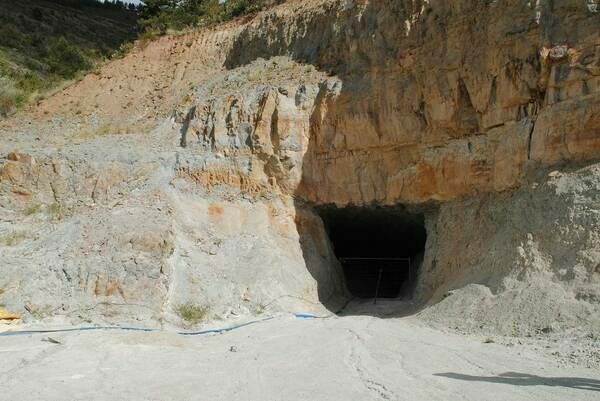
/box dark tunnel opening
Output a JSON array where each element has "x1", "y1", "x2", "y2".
[{"x1": 317, "y1": 206, "x2": 427, "y2": 300}]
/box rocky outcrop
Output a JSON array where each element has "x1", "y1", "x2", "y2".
[{"x1": 204, "y1": 0, "x2": 598, "y2": 204}]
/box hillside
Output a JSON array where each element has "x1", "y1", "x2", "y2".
[{"x1": 0, "y1": 0, "x2": 137, "y2": 116}]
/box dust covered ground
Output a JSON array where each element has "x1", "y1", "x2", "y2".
[{"x1": 1, "y1": 302, "x2": 599, "y2": 401}]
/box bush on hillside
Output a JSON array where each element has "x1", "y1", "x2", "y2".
[
  {"x1": 139, "y1": 0, "x2": 281, "y2": 35},
  {"x1": 45, "y1": 37, "x2": 92, "y2": 78},
  {"x1": 49, "y1": 0, "x2": 134, "y2": 11},
  {"x1": 0, "y1": 76, "x2": 22, "y2": 117}
]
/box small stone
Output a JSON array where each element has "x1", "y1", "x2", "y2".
[
  {"x1": 229, "y1": 345, "x2": 238, "y2": 352},
  {"x1": 42, "y1": 337, "x2": 62, "y2": 345}
]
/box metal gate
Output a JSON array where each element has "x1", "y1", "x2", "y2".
[{"x1": 339, "y1": 257, "x2": 411, "y2": 302}]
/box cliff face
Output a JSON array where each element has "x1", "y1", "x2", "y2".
[
  {"x1": 23, "y1": 0, "x2": 600, "y2": 206},
  {"x1": 0, "y1": 0, "x2": 599, "y2": 334},
  {"x1": 224, "y1": 0, "x2": 600, "y2": 204}
]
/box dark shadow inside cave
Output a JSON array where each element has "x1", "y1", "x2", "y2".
[{"x1": 317, "y1": 205, "x2": 427, "y2": 300}]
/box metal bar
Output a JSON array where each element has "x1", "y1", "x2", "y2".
[
  {"x1": 339, "y1": 257, "x2": 411, "y2": 261},
  {"x1": 374, "y1": 267, "x2": 383, "y2": 304}
]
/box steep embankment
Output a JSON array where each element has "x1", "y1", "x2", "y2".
[{"x1": 0, "y1": 0, "x2": 598, "y2": 339}]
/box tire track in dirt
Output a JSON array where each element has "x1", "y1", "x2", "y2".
[{"x1": 347, "y1": 328, "x2": 396, "y2": 400}]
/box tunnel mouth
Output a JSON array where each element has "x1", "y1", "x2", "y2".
[{"x1": 317, "y1": 205, "x2": 427, "y2": 300}]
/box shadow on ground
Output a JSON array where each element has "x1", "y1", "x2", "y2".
[
  {"x1": 435, "y1": 372, "x2": 600, "y2": 392},
  {"x1": 336, "y1": 298, "x2": 421, "y2": 318}
]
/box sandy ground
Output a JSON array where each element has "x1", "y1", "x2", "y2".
[{"x1": 1, "y1": 309, "x2": 599, "y2": 401}]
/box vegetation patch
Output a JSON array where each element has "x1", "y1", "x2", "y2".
[
  {"x1": 138, "y1": 0, "x2": 283, "y2": 36},
  {"x1": 47, "y1": 202, "x2": 64, "y2": 221},
  {"x1": 175, "y1": 302, "x2": 210, "y2": 325},
  {"x1": 0, "y1": 0, "x2": 137, "y2": 117}
]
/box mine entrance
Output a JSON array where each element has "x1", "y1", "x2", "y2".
[{"x1": 318, "y1": 206, "x2": 427, "y2": 300}]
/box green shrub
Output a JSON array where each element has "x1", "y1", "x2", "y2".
[
  {"x1": 138, "y1": 0, "x2": 278, "y2": 36},
  {"x1": 45, "y1": 37, "x2": 92, "y2": 79},
  {"x1": 0, "y1": 77, "x2": 22, "y2": 117},
  {"x1": 175, "y1": 302, "x2": 210, "y2": 325},
  {"x1": 112, "y1": 42, "x2": 134, "y2": 59},
  {"x1": 223, "y1": 0, "x2": 263, "y2": 19},
  {"x1": 16, "y1": 71, "x2": 45, "y2": 93}
]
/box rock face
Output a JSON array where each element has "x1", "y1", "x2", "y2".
[
  {"x1": 0, "y1": 0, "x2": 598, "y2": 333},
  {"x1": 224, "y1": 0, "x2": 600, "y2": 204}
]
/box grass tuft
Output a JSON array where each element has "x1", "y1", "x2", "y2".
[
  {"x1": 175, "y1": 302, "x2": 210, "y2": 325},
  {"x1": 47, "y1": 202, "x2": 63, "y2": 220}
]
